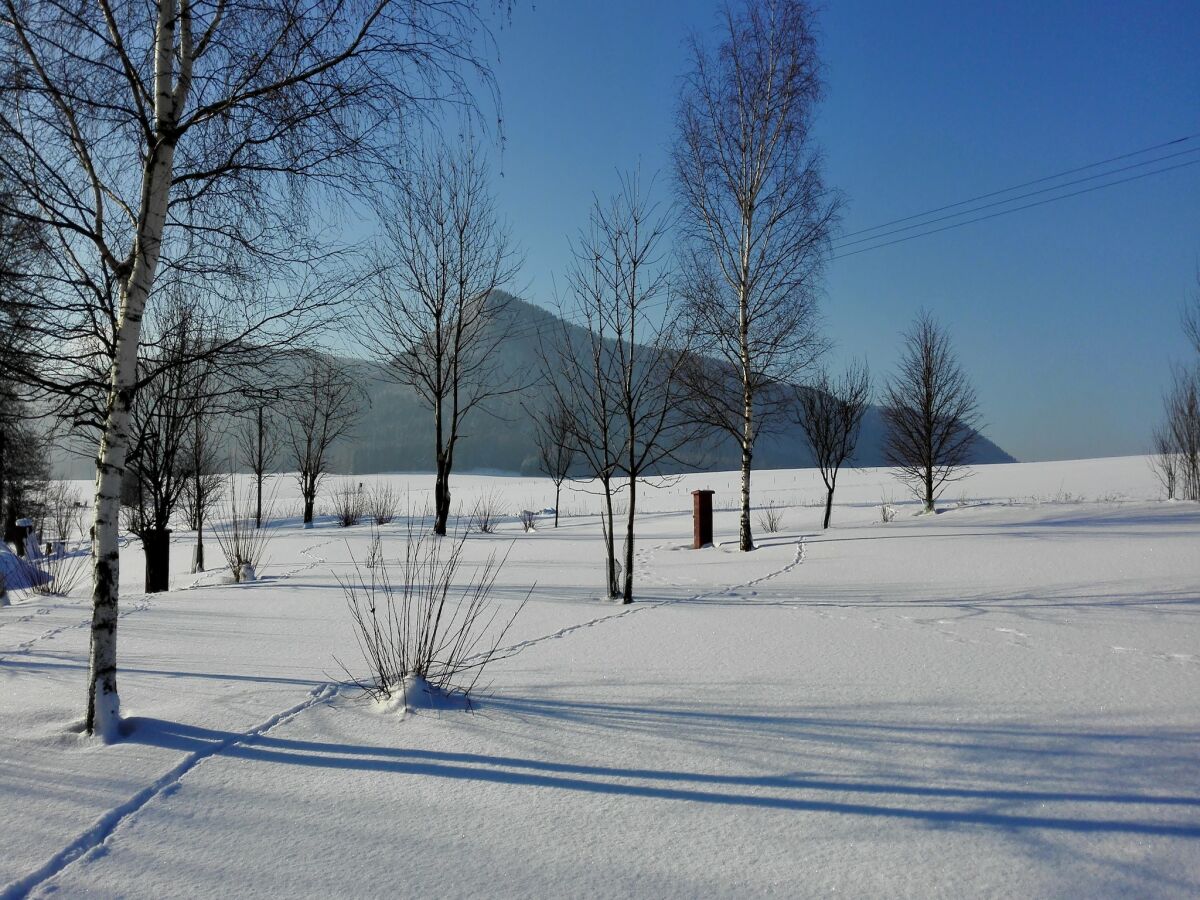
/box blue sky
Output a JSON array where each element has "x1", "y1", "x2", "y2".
[{"x1": 480, "y1": 1, "x2": 1200, "y2": 461}]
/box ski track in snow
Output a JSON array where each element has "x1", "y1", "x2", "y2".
[
  {"x1": 1, "y1": 538, "x2": 341, "y2": 898},
  {"x1": 2, "y1": 684, "x2": 338, "y2": 900}
]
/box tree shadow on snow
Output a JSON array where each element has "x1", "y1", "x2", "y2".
[{"x1": 120, "y1": 704, "x2": 1200, "y2": 840}]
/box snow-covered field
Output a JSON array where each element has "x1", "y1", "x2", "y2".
[{"x1": 2, "y1": 456, "x2": 1198, "y2": 898}]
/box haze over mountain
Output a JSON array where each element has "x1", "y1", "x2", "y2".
[
  {"x1": 49, "y1": 292, "x2": 1014, "y2": 482},
  {"x1": 334, "y1": 293, "x2": 1015, "y2": 477}
]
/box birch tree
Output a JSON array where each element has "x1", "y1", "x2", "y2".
[
  {"x1": 0, "y1": 0, "x2": 502, "y2": 738},
  {"x1": 359, "y1": 144, "x2": 519, "y2": 536},
  {"x1": 674, "y1": 0, "x2": 841, "y2": 551}
]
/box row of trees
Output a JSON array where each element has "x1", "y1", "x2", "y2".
[
  {"x1": 0, "y1": 0, "x2": 985, "y2": 737},
  {"x1": 119, "y1": 324, "x2": 365, "y2": 589},
  {"x1": 0, "y1": 0, "x2": 500, "y2": 735}
]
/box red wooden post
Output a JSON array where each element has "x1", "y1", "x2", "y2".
[{"x1": 692, "y1": 490, "x2": 714, "y2": 548}]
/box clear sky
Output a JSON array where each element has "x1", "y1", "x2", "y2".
[{"x1": 480, "y1": 0, "x2": 1200, "y2": 462}]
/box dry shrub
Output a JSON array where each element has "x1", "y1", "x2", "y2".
[
  {"x1": 338, "y1": 521, "x2": 528, "y2": 708},
  {"x1": 28, "y1": 543, "x2": 91, "y2": 597},
  {"x1": 756, "y1": 499, "x2": 784, "y2": 533},
  {"x1": 471, "y1": 490, "x2": 502, "y2": 534},
  {"x1": 331, "y1": 481, "x2": 365, "y2": 527},
  {"x1": 367, "y1": 483, "x2": 399, "y2": 525},
  {"x1": 213, "y1": 478, "x2": 275, "y2": 581}
]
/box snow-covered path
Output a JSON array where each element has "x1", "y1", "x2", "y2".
[{"x1": 2, "y1": 459, "x2": 1198, "y2": 897}]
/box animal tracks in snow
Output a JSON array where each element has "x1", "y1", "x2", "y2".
[{"x1": 493, "y1": 539, "x2": 808, "y2": 660}]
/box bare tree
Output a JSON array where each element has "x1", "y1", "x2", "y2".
[
  {"x1": 532, "y1": 399, "x2": 575, "y2": 528},
  {"x1": 1183, "y1": 270, "x2": 1200, "y2": 357},
  {"x1": 674, "y1": 0, "x2": 841, "y2": 551},
  {"x1": 795, "y1": 363, "x2": 870, "y2": 528},
  {"x1": 123, "y1": 301, "x2": 214, "y2": 590},
  {"x1": 543, "y1": 175, "x2": 692, "y2": 603},
  {"x1": 0, "y1": 184, "x2": 49, "y2": 553},
  {"x1": 235, "y1": 404, "x2": 280, "y2": 529},
  {"x1": 285, "y1": 354, "x2": 364, "y2": 527},
  {"x1": 605, "y1": 180, "x2": 693, "y2": 603},
  {"x1": 359, "y1": 143, "x2": 519, "y2": 536},
  {"x1": 1151, "y1": 275, "x2": 1200, "y2": 503},
  {"x1": 1163, "y1": 365, "x2": 1200, "y2": 501},
  {"x1": 539, "y1": 290, "x2": 623, "y2": 598},
  {"x1": 1150, "y1": 424, "x2": 1180, "y2": 501},
  {"x1": 180, "y1": 412, "x2": 225, "y2": 573},
  {"x1": 0, "y1": 0, "x2": 501, "y2": 736},
  {"x1": 882, "y1": 312, "x2": 980, "y2": 512}
]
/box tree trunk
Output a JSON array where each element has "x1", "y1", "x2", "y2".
[
  {"x1": 302, "y1": 489, "x2": 315, "y2": 526},
  {"x1": 924, "y1": 466, "x2": 934, "y2": 512},
  {"x1": 621, "y1": 479, "x2": 636, "y2": 604},
  {"x1": 143, "y1": 528, "x2": 172, "y2": 592},
  {"x1": 823, "y1": 486, "x2": 834, "y2": 529},
  {"x1": 192, "y1": 520, "x2": 205, "y2": 573},
  {"x1": 739, "y1": 439, "x2": 754, "y2": 552},
  {"x1": 255, "y1": 407, "x2": 264, "y2": 528},
  {"x1": 433, "y1": 456, "x2": 450, "y2": 536},
  {"x1": 553, "y1": 482, "x2": 560, "y2": 528},
  {"x1": 86, "y1": 137, "x2": 178, "y2": 738},
  {"x1": 601, "y1": 478, "x2": 618, "y2": 598}
]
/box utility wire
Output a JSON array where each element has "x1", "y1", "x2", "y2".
[
  {"x1": 434, "y1": 137, "x2": 1200, "y2": 344},
  {"x1": 832, "y1": 145, "x2": 1200, "y2": 251},
  {"x1": 831, "y1": 157, "x2": 1200, "y2": 260},
  {"x1": 837, "y1": 132, "x2": 1199, "y2": 241}
]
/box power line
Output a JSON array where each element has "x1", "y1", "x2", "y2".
[
  {"x1": 831, "y1": 145, "x2": 1200, "y2": 251},
  {"x1": 831, "y1": 157, "x2": 1200, "y2": 260},
  {"x1": 836, "y1": 132, "x2": 1200, "y2": 241},
  {"x1": 421, "y1": 137, "x2": 1200, "y2": 345}
]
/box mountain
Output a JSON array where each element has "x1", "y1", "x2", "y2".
[
  {"x1": 49, "y1": 292, "x2": 1015, "y2": 480},
  {"x1": 330, "y1": 292, "x2": 1015, "y2": 475}
]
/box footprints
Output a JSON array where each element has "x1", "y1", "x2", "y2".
[{"x1": 495, "y1": 538, "x2": 809, "y2": 660}]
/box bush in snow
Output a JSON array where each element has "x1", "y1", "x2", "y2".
[
  {"x1": 28, "y1": 542, "x2": 91, "y2": 597},
  {"x1": 519, "y1": 508, "x2": 537, "y2": 532},
  {"x1": 756, "y1": 499, "x2": 784, "y2": 533},
  {"x1": 366, "y1": 483, "x2": 399, "y2": 525},
  {"x1": 880, "y1": 502, "x2": 897, "y2": 524},
  {"x1": 331, "y1": 481, "x2": 365, "y2": 527},
  {"x1": 471, "y1": 490, "x2": 502, "y2": 534},
  {"x1": 212, "y1": 478, "x2": 275, "y2": 582},
  {"x1": 338, "y1": 521, "x2": 528, "y2": 709}
]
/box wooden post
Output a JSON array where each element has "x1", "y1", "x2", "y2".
[{"x1": 692, "y1": 490, "x2": 714, "y2": 549}]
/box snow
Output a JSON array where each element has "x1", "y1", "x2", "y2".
[{"x1": 1, "y1": 456, "x2": 1197, "y2": 898}]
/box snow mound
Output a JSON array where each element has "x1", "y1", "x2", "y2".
[
  {"x1": 0, "y1": 546, "x2": 50, "y2": 592},
  {"x1": 378, "y1": 676, "x2": 469, "y2": 715}
]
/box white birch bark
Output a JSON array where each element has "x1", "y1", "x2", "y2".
[{"x1": 87, "y1": 0, "x2": 189, "y2": 738}]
